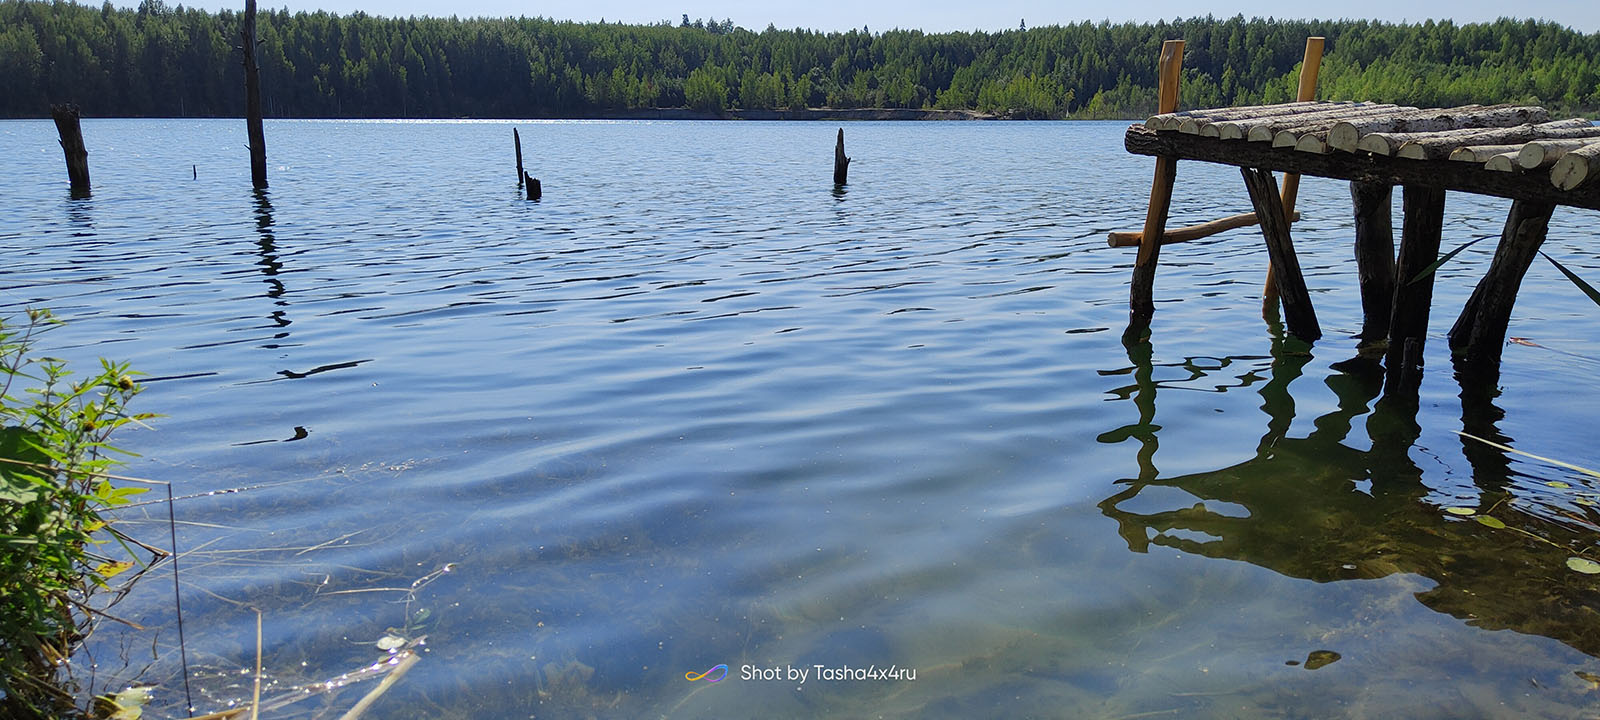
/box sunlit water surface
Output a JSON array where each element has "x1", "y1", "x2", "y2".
[{"x1": 3, "y1": 118, "x2": 1600, "y2": 718}]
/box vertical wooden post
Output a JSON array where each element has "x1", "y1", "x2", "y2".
[
  {"x1": 1447, "y1": 200, "x2": 1555, "y2": 369},
  {"x1": 833, "y1": 128, "x2": 850, "y2": 185},
  {"x1": 1240, "y1": 167, "x2": 1321, "y2": 341},
  {"x1": 49, "y1": 103, "x2": 91, "y2": 195},
  {"x1": 524, "y1": 173, "x2": 541, "y2": 200},
  {"x1": 1125, "y1": 39, "x2": 1184, "y2": 342},
  {"x1": 242, "y1": 0, "x2": 268, "y2": 189},
  {"x1": 1351, "y1": 181, "x2": 1395, "y2": 344},
  {"x1": 1384, "y1": 186, "x2": 1447, "y2": 394},
  {"x1": 1264, "y1": 37, "x2": 1324, "y2": 302},
  {"x1": 514, "y1": 128, "x2": 525, "y2": 188}
]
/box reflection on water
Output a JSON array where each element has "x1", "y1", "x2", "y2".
[{"x1": 1100, "y1": 332, "x2": 1600, "y2": 657}]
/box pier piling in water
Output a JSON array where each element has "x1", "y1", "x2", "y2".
[
  {"x1": 242, "y1": 0, "x2": 268, "y2": 189},
  {"x1": 1125, "y1": 39, "x2": 1184, "y2": 342},
  {"x1": 1240, "y1": 167, "x2": 1320, "y2": 341},
  {"x1": 1350, "y1": 181, "x2": 1396, "y2": 344},
  {"x1": 833, "y1": 129, "x2": 851, "y2": 185},
  {"x1": 1448, "y1": 199, "x2": 1556, "y2": 370},
  {"x1": 50, "y1": 103, "x2": 91, "y2": 195},
  {"x1": 524, "y1": 173, "x2": 541, "y2": 200},
  {"x1": 514, "y1": 128, "x2": 525, "y2": 188},
  {"x1": 1384, "y1": 186, "x2": 1446, "y2": 392}
]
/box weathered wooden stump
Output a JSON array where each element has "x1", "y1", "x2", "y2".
[
  {"x1": 1448, "y1": 199, "x2": 1556, "y2": 369},
  {"x1": 833, "y1": 128, "x2": 850, "y2": 185},
  {"x1": 1384, "y1": 186, "x2": 1447, "y2": 394},
  {"x1": 241, "y1": 0, "x2": 267, "y2": 189},
  {"x1": 49, "y1": 103, "x2": 90, "y2": 195},
  {"x1": 514, "y1": 128, "x2": 525, "y2": 188},
  {"x1": 524, "y1": 173, "x2": 541, "y2": 200},
  {"x1": 1240, "y1": 167, "x2": 1321, "y2": 341},
  {"x1": 1351, "y1": 181, "x2": 1395, "y2": 344}
]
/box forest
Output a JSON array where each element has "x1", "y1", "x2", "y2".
[{"x1": 2, "y1": 0, "x2": 1599, "y2": 119}]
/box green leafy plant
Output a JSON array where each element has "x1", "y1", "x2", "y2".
[{"x1": 1, "y1": 309, "x2": 155, "y2": 717}]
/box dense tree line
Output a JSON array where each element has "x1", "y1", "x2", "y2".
[{"x1": 2, "y1": 0, "x2": 1598, "y2": 119}]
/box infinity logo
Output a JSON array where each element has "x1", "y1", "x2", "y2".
[{"x1": 685, "y1": 664, "x2": 728, "y2": 682}]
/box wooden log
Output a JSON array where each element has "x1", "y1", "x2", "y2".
[
  {"x1": 833, "y1": 128, "x2": 850, "y2": 185},
  {"x1": 524, "y1": 173, "x2": 541, "y2": 200},
  {"x1": 1482, "y1": 152, "x2": 1522, "y2": 173},
  {"x1": 1144, "y1": 100, "x2": 1330, "y2": 131},
  {"x1": 49, "y1": 103, "x2": 90, "y2": 194},
  {"x1": 1448, "y1": 199, "x2": 1555, "y2": 368},
  {"x1": 241, "y1": 0, "x2": 267, "y2": 189},
  {"x1": 1126, "y1": 39, "x2": 1183, "y2": 341},
  {"x1": 1351, "y1": 181, "x2": 1395, "y2": 343},
  {"x1": 1327, "y1": 105, "x2": 1543, "y2": 153},
  {"x1": 514, "y1": 128, "x2": 524, "y2": 188},
  {"x1": 1384, "y1": 185, "x2": 1447, "y2": 393},
  {"x1": 1373, "y1": 119, "x2": 1600, "y2": 159},
  {"x1": 1518, "y1": 138, "x2": 1600, "y2": 169},
  {"x1": 1123, "y1": 124, "x2": 1600, "y2": 211},
  {"x1": 1240, "y1": 167, "x2": 1320, "y2": 341},
  {"x1": 1550, "y1": 142, "x2": 1600, "y2": 191},
  {"x1": 1106, "y1": 210, "x2": 1300, "y2": 247},
  {"x1": 1447, "y1": 144, "x2": 1528, "y2": 163},
  {"x1": 1251, "y1": 105, "x2": 1410, "y2": 142},
  {"x1": 1211, "y1": 103, "x2": 1375, "y2": 139},
  {"x1": 1263, "y1": 37, "x2": 1326, "y2": 303}
]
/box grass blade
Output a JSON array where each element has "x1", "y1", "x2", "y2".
[
  {"x1": 1541, "y1": 252, "x2": 1600, "y2": 308},
  {"x1": 1407, "y1": 235, "x2": 1490, "y2": 286}
]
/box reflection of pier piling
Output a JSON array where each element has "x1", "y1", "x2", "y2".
[
  {"x1": 1114, "y1": 36, "x2": 1600, "y2": 398},
  {"x1": 1096, "y1": 338, "x2": 1600, "y2": 658}
]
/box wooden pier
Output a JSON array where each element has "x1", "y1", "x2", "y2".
[{"x1": 1116, "y1": 38, "x2": 1600, "y2": 396}]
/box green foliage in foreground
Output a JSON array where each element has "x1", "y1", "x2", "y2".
[
  {"x1": 2, "y1": 1, "x2": 1599, "y2": 119},
  {"x1": 1, "y1": 310, "x2": 152, "y2": 717}
]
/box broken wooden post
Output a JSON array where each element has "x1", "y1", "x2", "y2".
[
  {"x1": 50, "y1": 103, "x2": 91, "y2": 195},
  {"x1": 524, "y1": 172, "x2": 541, "y2": 200},
  {"x1": 1351, "y1": 182, "x2": 1395, "y2": 344},
  {"x1": 1264, "y1": 37, "x2": 1323, "y2": 303},
  {"x1": 1240, "y1": 166, "x2": 1321, "y2": 341},
  {"x1": 1125, "y1": 39, "x2": 1184, "y2": 342},
  {"x1": 833, "y1": 128, "x2": 850, "y2": 185},
  {"x1": 514, "y1": 128, "x2": 525, "y2": 188},
  {"x1": 1447, "y1": 199, "x2": 1556, "y2": 369},
  {"x1": 241, "y1": 0, "x2": 267, "y2": 189},
  {"x1": 1384, "y1": 185, "x2": 1447, "y2": 394}
]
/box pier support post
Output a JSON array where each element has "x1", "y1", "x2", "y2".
[
  {"x1": 1240, "y1": 167, "x2": 1321, "y2": 341},
  {"x1": 50, "y1": 103, "x2": 91, "y2": 195},
  {"x1": 1447, "y1": 199, "x2": 1555, "y2": 370},
  {"x1": 514, "y1": 128, "x2": 525, "y2": 188},
  {"x1": 242, "y1": 0, "x2": 268, "y2": 189},
  {"x1": 1263, "y1": 37, "x2": 1324, "y2": 304},
  {"x1": 833, "y1": 128, "x2": 850, "y2": 185},
  {"x1": 1351, "y1": 181, "x2": 1395, "y2": 344},
  {"x1": 1125, "y1": 39, "x2": 1184, "y2": 342},
  {"x1": 1384, "y1": 186, "x2": 1447, "y2": 394}
]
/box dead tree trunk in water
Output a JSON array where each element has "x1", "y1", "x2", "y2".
[
  {"x1": 524, "y1": 173, "x2": 541, "y2": 200},
  {"x1": 50, "y1": 103, "x2": 90, "y2": 194},
  {"x1": 514, "y1": 128, "x2": 525, "y2": 188},
  {"x1": 242, "y1": 0, "x2": 267, "y2": 189},
  {"x1": 833, "y1": 128, "x2": 850, "y2": 185}
]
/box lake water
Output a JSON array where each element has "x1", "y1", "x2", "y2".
[{"x1": 3, "y1": 118, "x2": 1600, "y2": 718}]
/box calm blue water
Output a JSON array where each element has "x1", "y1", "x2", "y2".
[{"x1": 3, "y1": 118, "x2": 1600, "y2": 718}]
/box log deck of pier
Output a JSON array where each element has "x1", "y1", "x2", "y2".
[{"x1": 1118, "y1": 63, "x2": 1600, "y2": 396}]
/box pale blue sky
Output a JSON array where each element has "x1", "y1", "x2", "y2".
[{"x1": 129, "y1": 0, "x2": 1600, "y2": 33}]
